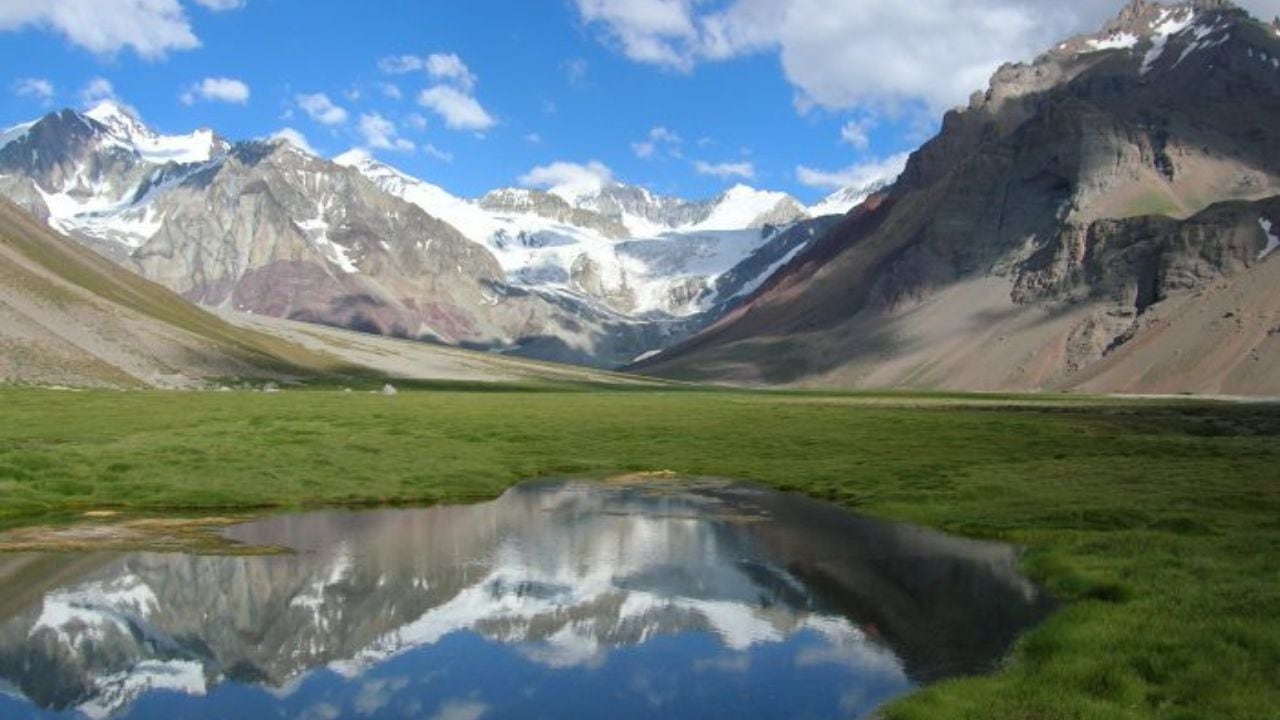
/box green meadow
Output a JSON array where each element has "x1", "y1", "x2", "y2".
[{"x1": 1, "y1": 385, "x2": 1277, "y2": 719}]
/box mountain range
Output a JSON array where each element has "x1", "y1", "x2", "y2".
[
  {"x1": 1, "y1": 0, "x2": 1278, "y2": 393},
  {"x1": 0, "y1": 103, "x2": 866, "y2": 369}
]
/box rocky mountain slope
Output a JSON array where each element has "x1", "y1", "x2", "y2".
[
  {"x1": 0, "y1": 197, "x2": 348, "y2": 388},
  {"x1": 638, "y1": 0, "x2": 1280, "y2": 395},
  {"x1": 0, "y1": 106, "x2": 871, "y2": 369}
]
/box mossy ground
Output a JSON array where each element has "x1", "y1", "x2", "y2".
[{"x1": 0, "y1": 386, "x2": 1276, "y2": 719}]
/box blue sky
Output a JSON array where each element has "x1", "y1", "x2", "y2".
[{"x1": 3, "y1": 0, "x2": 1278, "y2": 202}]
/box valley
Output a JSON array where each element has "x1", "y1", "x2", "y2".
[{"x1": 1, "y1": 1, "x2": 1278, "y2": 719}]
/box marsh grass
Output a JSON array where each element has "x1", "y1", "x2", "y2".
[{"x1": 0, "y1": 386, "x2": 1276, "y2": 718}]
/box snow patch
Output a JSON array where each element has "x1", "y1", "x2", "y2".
[
  {"x1": 1087, "y1": 32, "x2": 1139, "y2": 51},
  {"x1": 30, "y1": 573, "x2": 158, "y2": 647},
  {"x1": 86, "y1": 101, "x2": 221, "y2": 165},
  {"x1": 78, "y1": 660, "x2": 207, "y2": 720},
  {"x1": 1142, "y1": 8, "x2": 1196, "y2": 75},
  {"x1": 691, "y1": 185, "x2": 794, "y2": 232},
  {"x1": 1259, "y1": 218, "x2": 1278, "y2": 260},
  {"x1": 298, "y1": 200, "x2": 359, "y2": 274},
  {"x1": 0, "y1": 121, "x2": 34, "y2": 150},
  {"x1": 632, "y1": 349, "x2": 662, "y2": 363}
]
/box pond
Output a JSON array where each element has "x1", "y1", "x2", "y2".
[{"x1": 0, "y1": 478, "x2": 1053, "y2": 719}]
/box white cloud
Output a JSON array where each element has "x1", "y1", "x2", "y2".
[
  {"x1": 425, "y1": 53, "x2": 477, "y2": 91},
  {"x1": 694, "y1": 160, "x2": 755, "y2": 180},
  {"x1": 380, "y1": 82, "x2": 403, "y2": 101},
  {"x1": 14, "y1": 77, "x2": 54, "y2": 104},
  {"x1": 839, "y1": 117, "x2": 874, "y2": 150},
  {"x1": 573, "y1": 0, "x2": 1280, "y2": 113},
  {"x1": 0, "y1": 0, "x2": 200, "y2": 59},
  {"x1": 418, "y1": 85, "x2": 495, "y2": 131},
  {"x1": 358, "y1": 112, "x2": 415, "y2": 153},
  {"x1": 296, "y1": 93, "x2": 348, "y2": 125},
  {"x1": 525, "y1": 132, "x2": 543, "y2": 144},
  {"x1": 193, "y1": 0, "x2": 245, "y2": 10},
  {"x1": 79, "y1": 77, "x2": 117, "y2": 105},
  {"x1": 423, "y1": 144, "x2": 453, "y2": 162},
  {"x1": 632, "y1": 125, "x2": 682, "y2": 159},
  {"x1": 378, "y1": 52, "x2": 478, "y2": 90},
  {"x1": 405, "y1": 112, "x2": 428, "y2": 130},
  {"x1": 574, "y1": 0, "x2": 701, "y2": 70},
  {"x1": 180, "y1": 76, "x2": 249, "y2": 105},
  {"x1": 796, "y1": 152, "x2": 910, "y2": 191},
  {"x1": 269, "y1": 127, "x2": 316, "y2": 154},
  {"x1": 519, "y1": 160, "x2": 614, "y2": 200},
  {"x1": 378, "y1": 54, "x2": 423, "y2": 74}
]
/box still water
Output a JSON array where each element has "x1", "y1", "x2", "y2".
[{"x1": 0, "y1": 479, "x2": 1052, "y2": 719}]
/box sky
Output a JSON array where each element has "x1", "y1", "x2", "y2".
[{"x1": 2, "y1": 0, "x2": 1279, "y2": 203}]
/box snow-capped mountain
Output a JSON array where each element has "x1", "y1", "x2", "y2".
[
  {"x1": 640, "y1": 0, "x2": 1280, "y2": 394},
  {"x1": 337, "y1": 150, "x2": 827, "y2": 319},
  {"x1": 0, "y1": 105, "x2": 852, "y2": 367},
  {"x1": 808, "y1": 176, "x2": 898, "y2": 217}
]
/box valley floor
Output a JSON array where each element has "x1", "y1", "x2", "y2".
[{"x1": 0, "y1": 386, "x2": 1276, "y2": 719}]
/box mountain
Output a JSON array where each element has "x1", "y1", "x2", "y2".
[
  {"x1": 637, "y1": 0, "x2": 1280, "y2": 395},
  {"x1": 0, "y1": 196, "x2": 347, "y2": 388},
  {"x1": 0, "y1": 105, "x2": 834, "y2": 369}
]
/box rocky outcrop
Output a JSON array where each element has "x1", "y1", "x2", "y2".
[{"x1": 478, "y1": 188, "x2": 630, "y2": 238}]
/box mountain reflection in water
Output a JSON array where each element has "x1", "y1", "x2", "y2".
[{"x1": 0, "y1": 479, "x2": 1053, "y2": 719}]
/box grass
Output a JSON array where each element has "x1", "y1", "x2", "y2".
[{"x1": 0, "y1": 385, "x2": 1277, "y2": 719}]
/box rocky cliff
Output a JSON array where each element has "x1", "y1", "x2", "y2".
[{"x1": 638, "y1": 0, "x2": 1280, "y2": 395}]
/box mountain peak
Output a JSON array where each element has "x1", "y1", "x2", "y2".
[
  {"x1": 84, "y1": 100, "x2": 152, "y2": 140},
  {"x1": 333, "y1": 148, "x2": 376, "y2": 168}
]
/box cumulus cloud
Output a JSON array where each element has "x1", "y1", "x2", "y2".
[
  {"x1": 694, "y1": 159, "x2": 755, "y2": 180},
  {"x1": 519, "y1": 160, "x2": 614, "y2": 199},
  {"x1": 632, "y1": 125, "x2": 682, "y2": 159},
  {"x1": 378, "y1": 52, "x2": 477, "y2": 90},
  {"x1": 0, "y1": 0, "x2": 200, "y2": 59},
  {"x1": 380, "y1": 82, "x2": 403, "y2": 101},
  {"x1": 296, "y1": 93, "x2": 348, "y2": 125},
  {"x1": 269, "y1": 127, "x2": 316, "y2": 154},
  {"x1": 418, "y1": 85, "x2": 495, "y2": 131},
  {"x1": 425, "y1": 53, "x2": 477, "y2": 90},
  {"x1": 574, "y1": 0, "x2": 1280, "y2": 113},
  {"x1": 180, "y1": 76, "x2": 249, "y2": 105},
  {"x1": 14, "y1": 77, "x2": 54, "y2": 104},
  {"x1": 796, "y1": 152, "x2": 910, "y2": 190},
  {"x1": 358, "y1": 112, "x2": 415, "y2": 152},
  {"x1": 388, "y1": 51, "x2": 496, "y2": 132}
]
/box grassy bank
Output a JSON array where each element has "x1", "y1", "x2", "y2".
[{"x1": 0, "y1": 386, "x2": 1276, "y2": 718}]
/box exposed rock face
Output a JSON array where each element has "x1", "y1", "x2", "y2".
[
  {"x1": 0, "y1": 108, "x2": 826, "y2": 369},
  {"x1": 0, "y1": 198, "x2": 337, "y2": 388},
  {"x1": 478, "y1": 188, "x2": 630, "y2": 239},
  {"x1": 578, "y1": 184, "x2": 710, "y2": 228},
  {"x1": 639, "y1": 1, "x2": 1280, "y2": 394}
]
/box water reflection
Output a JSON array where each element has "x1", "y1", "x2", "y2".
[{"x1": 0, "y1": 479, "x2": 1052, "y2": 719}]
